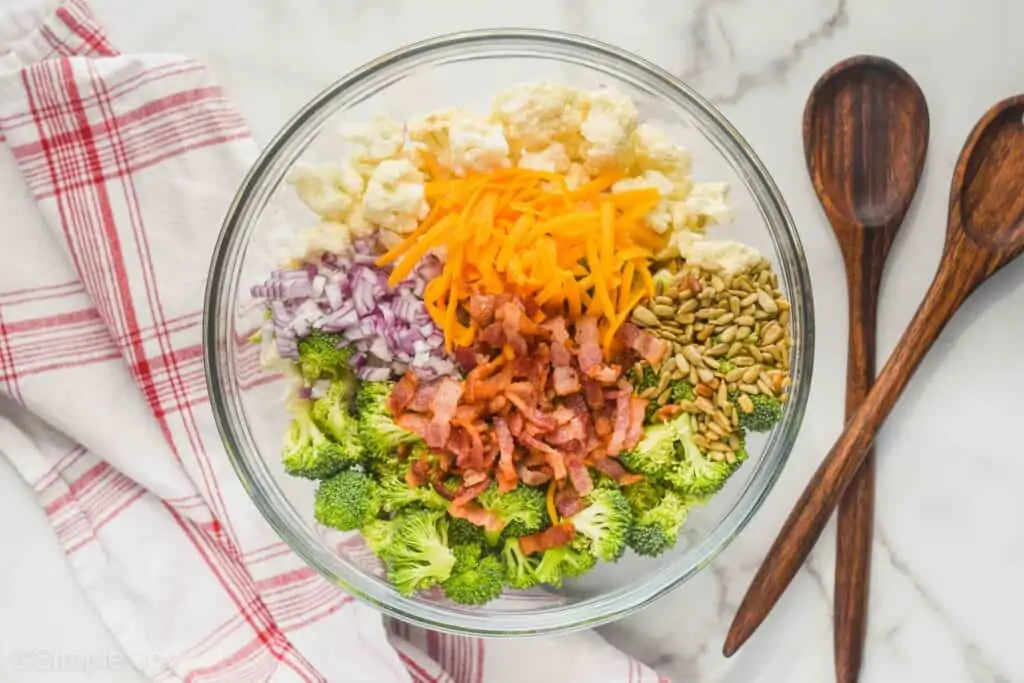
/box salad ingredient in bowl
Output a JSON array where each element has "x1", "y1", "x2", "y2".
[{"x1": 248, "y1": 80, "x2": 793, "y2": 606}]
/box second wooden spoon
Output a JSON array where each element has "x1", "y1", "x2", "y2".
[{"x1": 804, "y1": 56, "x2": 928, "y2": 683}]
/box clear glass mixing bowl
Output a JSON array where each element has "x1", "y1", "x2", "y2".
[{"x1": 203, "y1": 29, "x2": 813, "y2": 636}]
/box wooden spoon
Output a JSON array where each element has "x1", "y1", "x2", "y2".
[
  {"x1": 724, "y1": 93, "x2": 1024, "y2": 657},
  {"x1": 803, "y1": 56, "x2": 928, "y2": 683}
]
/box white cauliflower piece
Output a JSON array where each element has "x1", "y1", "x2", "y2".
[
  {"x1": 407, "y1": 108, "x2": 464, "y2": 171},
  {"x1": 580, "y1": 86, "x2": 638, "y2": 172},
  {"x1": 492, "y1": 81, "x2": 586, "y2": 152},
  {"x1": 680, "y1": 236, "x2": 764, "y2": 276},
  {"x1": 564, "y1": 162, "x2": 591, "y2": 191},
  {"x1": 448, "y1": 115, "x2": 510, "y2": 176},
  {"x1": 682, "y1": 182, "x2": 734, "y2": 227},
  {"x1": 338, "y1": 116, "x2": 405, "y2": 161},
  {"x1": 631, "y1": 124, "x2": 692, "y2": 179},
  {"x1": 612, "y1": 171, "x2": 679, "y2": 233},
  {"x1": 518, "y1": 142, "x2": 571, "y2": 174},
  {"x1": 287, "y1": 162, "x2": 364, "y2": 222},
  {"x1": 362, "y1": 159, "x2": 429, "y2": 234},
  {"x1": 284, "y1": 220, "x2": 353, "y2": 263}
]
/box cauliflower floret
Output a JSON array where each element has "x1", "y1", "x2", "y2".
[
  {"x1": 362, "y1": 159, "x2": 429, "y2": 234},
  {"x1": 518, "y1": 142, "x2": 571, "y2": 174},
  {"x1": 681, "y1": 182, "x2": 734, "y2": 228},
  {"x1": 449, "y1": 116, "x2": 510, "y2": 176},
  {"x1": 492, "y1": 81, "x2": 586, "y2": 152},
  {"x1": 679, "y1": 236, "x2": 764, "y2": 276},
  {"x1": 631, "y1": 124, "x2": 692, "y2": 180},
  {"x1": 338, "y1": 116, "x2": 405, "y2": 161},
  {"x1": 284, "y1": 220, "x2": 353, "y2": 263},
  {"x1": 580, "y1": 86, "x2": 638, "y2": 172},
  {"x1": 612, "y1": 171, "x2": 680, "y2": 233},
  {"x1": 564, "y1": 162, "x2": 591, "y2": 191},
  {"x1": 407, "y1": 108, "x2": 464, "y2": 171},
  {"x1": 287, "y1": 162, "x2": 364, "y2": 221}
]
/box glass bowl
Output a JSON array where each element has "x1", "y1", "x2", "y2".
[{"x1": 203, "y1": 29, "x2": 813, "y2": 636}]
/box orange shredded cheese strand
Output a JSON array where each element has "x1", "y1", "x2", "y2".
[{"x1": 546, "y1": 480, "x2": 559, "y2": 525}]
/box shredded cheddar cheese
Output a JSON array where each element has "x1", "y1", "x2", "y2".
[{"x1": 377, "y1": 167, "x2": 669, "y2": 354}]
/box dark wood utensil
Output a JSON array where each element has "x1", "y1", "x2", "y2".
[
  {"x1": 724, "y1": 93, "x2": 1024, "y2": 657},
  {"x1": 803, "y1": 56, "x2": 929, "y2": 683}
]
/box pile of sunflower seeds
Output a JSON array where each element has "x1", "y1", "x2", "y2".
[{"x1": 630, "y1": 259, "x2": 793, "y2": 464}]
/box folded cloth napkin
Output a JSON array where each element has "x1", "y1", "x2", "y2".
[{"x1": 0, "y1": 2, "x2": 667, "y2": 681}]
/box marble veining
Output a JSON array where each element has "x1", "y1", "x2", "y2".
[{"x1": 1, "y1": 1, "x2": 1023, "y2": 682}]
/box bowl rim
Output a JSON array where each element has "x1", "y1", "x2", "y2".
[{"x1": 204, "y1": 27, "x2": 814, "y2": 636}]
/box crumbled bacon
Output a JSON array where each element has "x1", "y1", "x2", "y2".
[
  {"x1": 388, "y1": 302, "x2": 657, "y2": 528},
  {"x1": 519, "y1": 522, "x2": 576, "y2": 555},
  {"x1": 616, "y1": 322, "x2": 671, "y2": 365},
  {"x1": 388, "y1": 372, "x2": 419, "y2": 415}
]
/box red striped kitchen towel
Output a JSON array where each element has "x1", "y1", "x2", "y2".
[{"x1": 0, "y1": 2, "x2": 667, "y2": 682}]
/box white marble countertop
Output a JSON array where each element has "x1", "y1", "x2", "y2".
[{"x1": 2, "y1": 1, "x2": 1023, "y2": 681}]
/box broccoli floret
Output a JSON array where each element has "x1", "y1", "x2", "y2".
[
  {"x1": 314, "y1": 470, "x2": 380, "y2": 531},
  {"x1": 385, "y1": 511, "x2": 456, "y2": 596},
  {"x1": 567, "y1": 488, "x2": 633, "y2": 563},
  {"x1": 533, "y1": 538, "x2": 597, "y2": 586},
  {"x1": 500, "y1": 538, "x2": 540, "y2": 590},
  {"x1": 297, "y1": 331, "x2": 353, "y2": 382},
  {"x1": 619, "y1": 420, "x2": 678, "y2": 477},
  {"x1": 448, "y1": 516, "x2": 489, "y2": 546},
  {"x1": 630, "y1": 363, "x2": 659, "y2": 393},
  {"x1": 282, "y1": 399, "x2": 353, "y2": 479},
  {"x1": 627, "y1": 491, "x2": 689, "y2": 557},
  {"x1": 450, "y1": 544, "x2": 483, "y2": 574},
  {"x1": 717, "y1": 359, "x2": 737, "y2": 375},
  {"x1": 663, "y1": 414, "x2": 737, "y2": 496},
  {"x1": 361, "y1": 518, "x2": 395, "y2": 558},
  {"x1": 310, "y1": 381, "x2": 364, "y2": 466},
  {"x1": 669, "y1": 379, "x2": 696, "y2": 404},
  {"x1": 622, "y1": 478, "x2": 669, "y2": 517},
  {"x1": 375, "y1": 460, "x2": 448, "y2": 514},
  {"x1": 441, "y1": 546, "x2": 505, "y2": 605},
  {"x1": 738, "y1": 394, "x2": 783, "y2": 432},
  {"x1": 477, "y1": 484, "x2": 549, "y2": 545},
  {"x1": 356, "y1": 381, "x2": 422, "y2": 461}
]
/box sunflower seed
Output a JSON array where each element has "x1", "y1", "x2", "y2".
[
  {"x1": 748, "y1": 346, "x2": 764, "y2": 363},
  {"x1": 732, "y1": 356, "x2": 755, "y2": 367},
  {"x1": 639, "y1": 386, "x2": 657, "y2": 399},
  {"x1": 696, "y1": 308, "x2": 725, "y2": 320},
  {"x1": 697, "y1": 368, "x2": 716, "y2": 384},
  {"x1": 697, "y1": 327, "x2": 715, "y2": 342},
  {"x1": 776, "y1": 298, "x2": 791, "y2": 311},
  {"x1": 706, "y1": 343, "x2": 728, "y2": 358},
  {"x1": 754, "y1": 310, "x2": 772, "y2": 320},
  {"x1": 676, "y1": 312, "x2": 695, "y2": 325},
  {"x1": 739, "y1": 383, "x2": 760, "y2": 395},
  {"x1": 714, "y1": 412, "x2": 732, "y2": 433},
  {"x1": 708, "y1": 441, "x2": 731, "y2": 454},
  {"x1": 655, "y1": 279, "x2": 666, "y2": 296},
  {"x1": 703, "y1": 357, "x2": 720, "y2": 371},
  {"x1": 736, "y1": 315, "x2": 756, "y2": 326},
  {"x1": 727, "y1": 341, "x2": 745, "y2": 358},
  {"x1": 632, "y1": 306, "x2": 659, "y2": 326},
  {"x1": 734, "y1": 276, "x2": 753, "y2": 292},
  {"x1": 655, "y1": 295, "x2": 674, "y2": 306},
  {"x1": 757, "y1": 379, "x2": 775, "y2": 396},
  {"x1": 707, "y1": 421, "x2": 726, "y2": 437},
  {"x1": 678, "y1": 400, "x2": 697, "y2": 413},
  {"x1": 653, "y1": 304, "x2": 676, "y2": 319},
  {"x1": 729, "y1": 296, "x2": 741, "y2": 317},
  {"x1": 673, "y1": 342, "x2": 686, "y2": 355},
  {"x1": 725, "y1": 450, "x2": 738, "y2": 464},
  {"x1": 725, "y1": 367, "x2": 746, "y2": 383},
  {"x1": 679, "y1": 287, "x2": 694, "y2": 300},
  {"x1": 674, "y1": 353, "x2": 690, "y2": 374},
  {"x1": 740, "y1": 292, "x2": 758, "y2": 307},
  {"x1": 693, "y1": 434, "x2": 710, "y2": 450},
  {"x1": 661, "y1": 357, "x2": 677, "y2": 375},
  {"x1": 708, "y1": 274, "x2": 725, "y2": 292},
  {"x1": 757, "y1": 289, "x2": 778, "y2": 313},
  {"x1": 695, "y1": 396, "x2": 716, "y2": 414},
  {"x1": 718, "y1": 326, "x2": 738, "y2": 344},
  {"x1": 656, "y1": 372, "x2": 671, "y2": 395},
  {"x1": 729, "y1": 434, "x2": 741, "y2": 451},
  {"x1": 689, "y1": 366, "x2": 700, "y2": 385},
  {"x1": 714, "y1": 312, "x2": 736, "y2": 326},
  {"x1": 678, "y1": 299, "x2": 699, "y2": 314},
  {"x1": 695, "y1": 382, "x2": 714, "y2": 398},
  {"x1": 734, "y1": 326, "x2": 751, "y2": 341},
  {"x1": 683, "y1": 346, "x2": 704, "y2": 367},
  {"x1": 717, "y1": 381, "x2": 729, "y2": 407},
  {"x1": 741, "y1": 366, "x2": 761, "y2": 384},
  {"x1": 657, "y1": 388, "x2": 672, "y2": 405},
  {"x1": 762, "y1": 324, "x2": 783, "y2": 345},
  {"x1": 779, "y1": 309, "x2": 791, "y2": 327}
]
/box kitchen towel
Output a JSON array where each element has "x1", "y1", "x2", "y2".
[{"x1": 0, "y1": 2, "x2": 666, "y2": 682}]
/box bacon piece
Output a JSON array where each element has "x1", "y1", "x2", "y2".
[
  {"x1": 394, "y1": 412, "x2": 429, "y2": 437},
  {"x1": 505, "y1": 392, "x2": 558, "y2": 432},
  {"x1": 527, "y1": 343, "x2": 551, "y2": 390},
  {"x1": 500, "y1": 302, "x2": 528, "y2": 355},
  {"x1": 555, "y1": 486, "x2": 583, "y2": 518},
  {"x1": 519, "y1": 522, "x2": 576, "y2": 555},
  {"x1": 453, "y1": 346, "x2": 479, "y2": 373},
  {"x1": 547, "y1": 415, "x2": 587, "y2": 446},
  {"x1": 655, "y1": 404, "x2": 685, "y2": 421},
  {"x1": 488, "y1": 395, "x2": 508, "y2": 413},
  {"x1": 449, "y1": 501, "x2": 504, "y2": 532},
  {"x1": 566, "y1": 456, "x2": 593, "y2": 496},
  {"x1": 605, "y1": 384, "x2": 634, "y2": 456},
  {"x1": 462, "y1": 469, "x2": 489, "y2": 487},
  {"x1": 591, "y1": 456, "x2": 628, "y2": 480},
  {"x1": 453, "y1": 479, "x2": 491, "y2": 506},
  {"x1": 407, "y1": 458, "x2": 430, "y2": 487},
  {"x1": 424, "y1": 378, "x2": 463, "y2": 448},
  {"x1": 507, "y1": 411, "x2": 524, "y2": 437},
  {"x1": 587, "y1": 364, "x2": 622, "y2": 384},
  {"x1": 616, "y1": 322, "x2": 671, "y2": 365},
  {"x1": 574, "y1": 316, "x2": 603, "y2": 374},
  {"x1": 468, "y1": 294, "x2": 498, "y2": 325},
  {"x1": 550, "y1": 341, "x2": 572, "y2": 367},
  {"x1": 581, "y1": 377, "x2": 605, "y2": 410},
  {"x1": 432, "y1": 478, "x2": 456, "y2": 500},
  {"x1": 517, "y1": 465, "x2": 552, "y2": 486},
  {"x1": 387, "y1": 372, "x2": 419, "y2": 415},
  {"x1": 520, "y1": 433, "x2": 567, "y2": 479},
  {"x1": 479, "y1": 321, "x2": 506, "y2": 348},
  {"x1": 493, "y1": 416, "x2": 518, "y2": 493},
  {"x1": 624, "y1": 396, "x2": 649, "y2": 451},
  {"x1": 542, "y1": 316, "x2": 571, "y2": 344},
  {"x1": 406, "y1": 380, "x2": 439, "y2": 413},
  {"x1": 552, "y1": 365, "x2": 581, "y2": 395}
]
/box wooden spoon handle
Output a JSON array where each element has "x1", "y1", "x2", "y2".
[
  {"x1": 834, "y1": 236, "x2": 887, "y2": 683},
  {"x1": 724, "y1": 239, "x2": 987, "y2": 655}
]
